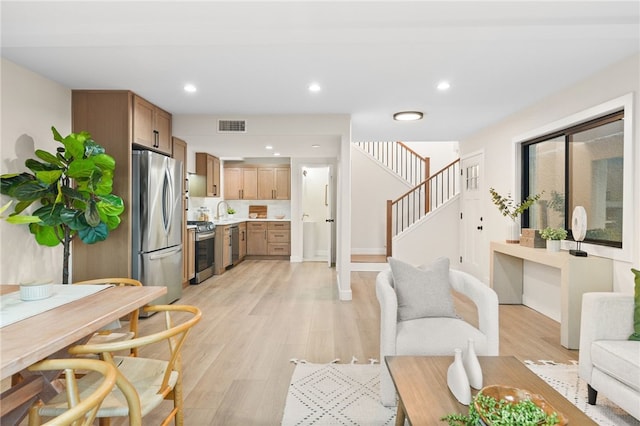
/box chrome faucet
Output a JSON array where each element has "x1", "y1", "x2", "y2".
[{"x1": 215, "y1": 200, "x2": 230, "y2": 220}]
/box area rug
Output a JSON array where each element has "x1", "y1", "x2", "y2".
[
  {"x1": 282, "y1": 358, "x2": 639, "y2": 426},
  {"x1": 281, "y1": 358, "x2": 396, "y2": 425},
  {"x1": 525, "y1": 360, "x2": 640, "y2": 426}
]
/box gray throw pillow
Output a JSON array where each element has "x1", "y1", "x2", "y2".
[{"x1": 388, "y1": 257, "x2": 456, "y2": 321}]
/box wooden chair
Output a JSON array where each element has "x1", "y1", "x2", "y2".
[
  {"x1": 73, "y1": 278, "x2": 143, "y2": 356},
  {"x1": 37, "y1": 305, "x2": 202, "y2": 426},
  {"x1": 27, "y1": 358, "x2": 120, "y2": 426}
]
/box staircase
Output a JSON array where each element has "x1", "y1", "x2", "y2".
[{"x1": 354, "y1": 141, "x2": 460, "y2": 257}]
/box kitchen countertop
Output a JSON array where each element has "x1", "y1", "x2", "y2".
[{"x1": 212, "y1": 218, "x2": 290, "y2": 225}]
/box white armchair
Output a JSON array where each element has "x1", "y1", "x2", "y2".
[
  {"x1": 376, "y1": 267, "x2": 499, "y2": 407},
  {"x1": 578, "y1": 292, "x2": 640, "y2": 420}
]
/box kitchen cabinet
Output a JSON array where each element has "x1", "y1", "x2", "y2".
[
  {"x1": 132, "y1": 94, "x2": 172, "y2": 155},
  {"x1": 187, "y1": 228, "x2": 196, "y2": 281},
  {"x1": 239, "y1": 222, "x2": 247, "y2": 260},
  {"x1": 214, "y1": 225, "x2": 231, "y2": 275},
  {"x1": 224, "y1": 167, "x2": 258, "y2": 200},
  {"x1": 258, "y1": 167, "x2": 290, "y2": 200},
  {"x1": 193, "y1": 153, "x2": 221, "y2": 197},
  {"x1": 70, "y1": 90, "x2": 140, "y2": 280},
  {"x1": 268, "y1": 221, "x2": 291, "y2": 255},
  {"x1": 247, "y1": 221, "x2": 290, "y2": 257},
  {"x1": 172, "y1": 136, "x2": 190, "y2": 287},
  {"x1": 247, "y1": 222, "x2": 268, "y2": 255}
]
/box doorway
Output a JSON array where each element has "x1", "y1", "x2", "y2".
[{"x1": 301, "y1": 166, "x2": 331, "y2": 263}]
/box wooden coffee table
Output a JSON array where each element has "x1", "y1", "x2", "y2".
[{"x1": 385, "y1": 356, "x2": 596, "y2": 425}]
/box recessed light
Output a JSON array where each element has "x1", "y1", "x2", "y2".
[
  {"x1": 265, "y1": 145, "x2": 273, "y2": 150},
  {"x1": 273, "y1": 152, "x2": 281, "y2": 156},
  {"x1": 308, "y1": 83, "x2": 321, "y2": 93},
  {"x1": 184, "y1": 84, "x2": 197, "y2": 93},
  {"x1": 311, "y1": 144, "x2": 320, "y2": 148},
  {"x1": 437, "y1": 81, "x2": 451, "y2": 91},
  {"x1": 393, "y1": 111, "x2": 424, "y2": 121}
]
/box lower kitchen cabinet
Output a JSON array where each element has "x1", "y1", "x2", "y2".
[
  {"x1": 239, "y1": 222, "x2": 247, "y2": 260},
  {"x1": 214, "y1": 225, "x2": 232, "y2": 275},
  {"x1": 187, "y1": 228, "x2": 196, "y2": 281},
  {"x1": 247, "y1": 222, "x2": 268, "y2": 255},
  {"x1": 247, "y1": 221, "x2": 290, "y2": 257}
]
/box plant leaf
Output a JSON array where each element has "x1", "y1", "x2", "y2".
[
  {"x1": 13, "y1": 182, "x2": 51, "y2": 201},
  {"x1": 62, "y1": 132, "x2": 86, "y2": 160},
  {"x1": 6, "y1": 214, "x2": 41, "y2": 224},
  {"x1": 1, "y1": 173, "x2": 36, "y2": 196},
  {"x1": 33, "y1": 204, "x2": 64, "y2": 226},
  {"x1": 60, "y1": 208, "x2": 86, "y2": 231},
  {"x1": 78, "y1": 222, "x2": 108, "y2": 244},
  {"x1": 84, "y1": 199, "x2": 101, "y2": 227},
  {"x1": 51, "y1": 126, "x2": 64, "y2": 143},
  {"x1": 35, "y1": 149, "x2": 64, "y2": 167},
  {"x1": 13, "y1": 200, "x2": 35, "y2": 214},
  {"x1": 91, "y1": 153, "x2": 115, "y2": 171},
  {"x1": 36, "y1": 169, "x2": 63, "y2": 185},
  {"x1": 84, "y1": 139, "x2": 105, "y2": 157},
  {"x1": 29, "y1": 223, "x2": 62, "y2": 246},
  {"x1": 97, "y1": 194, "x2": 125, "y2": 216},
  {"x1": 67, "y1": 159, "x2": 95, "y2": 179}
]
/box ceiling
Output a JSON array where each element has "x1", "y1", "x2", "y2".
[{"x1": 2, "y1": 1, "x2": 639, "y2": 158}]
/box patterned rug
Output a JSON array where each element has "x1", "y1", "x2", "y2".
[
  {"x1": 281, "y1": 358, "x2": 639, "y2": 426},
  {"x1": 525, "y1": 360, "x2": 639, "y2": 426}
]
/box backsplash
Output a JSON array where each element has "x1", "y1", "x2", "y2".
[{"x1": 188, "y1": 197, "x2": 291, "y2": 221}]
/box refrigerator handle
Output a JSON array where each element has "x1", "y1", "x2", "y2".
[
  {"x1": 149, "y1": 246, "x2": 182, "y2": 260},
  {"x1": 162, "y1": 165, "x2": 174, "y2": 234}
]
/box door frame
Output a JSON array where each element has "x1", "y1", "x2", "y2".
[{"x1": 460, "y1": 149, "x2": 486, "y2": 280}]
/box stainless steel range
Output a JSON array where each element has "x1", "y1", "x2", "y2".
[{"x1": 188, "y1": 221, "x2": 215, "y2": 284}]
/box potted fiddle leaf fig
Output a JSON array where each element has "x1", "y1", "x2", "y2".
[{"x1": 0, "y1": 126, "x2": 124, "y2": 283}]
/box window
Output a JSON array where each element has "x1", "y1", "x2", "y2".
[{"x1": 522, "y1": 110, "x2": 624, "y2": 248}]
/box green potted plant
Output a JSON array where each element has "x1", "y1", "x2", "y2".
[
  {"x1": 227, "y1": 207, "x2": 236, "y2": 218},
  {"x1": 489, "y1": 188, "x2": 542, "y2": 243},
  {"x1": 540, "y1": 227, "x2": 568, "y2": 252},
  {"x1": 1, "y1": 126, "x2": 124, "y2": 283}
]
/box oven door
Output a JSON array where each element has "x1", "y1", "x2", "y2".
[{"x1": 192, "y1": 230, "x2": 215, "y2": 283}]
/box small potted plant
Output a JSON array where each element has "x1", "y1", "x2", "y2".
[
  {"x1": 540, "y1": 227, "x2": 567, "y2": 252},
  {"x1": 227, "y1": 207, "x2": 236, "y2": 218}
]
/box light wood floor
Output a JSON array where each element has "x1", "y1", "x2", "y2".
[{"x1": 128, "y1": 260, "x2": 578, "y2": 425}]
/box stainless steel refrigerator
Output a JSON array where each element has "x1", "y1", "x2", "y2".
[{"x1": 132, "y1": 150, "x2": 183, "y2": 307}]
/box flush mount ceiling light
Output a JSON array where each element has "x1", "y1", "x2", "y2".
[
  {"x1": 183, "y1": 83, "x2": 197, "y2": 93},
  {"x1": 265, "y1": 145, "x2": 273, "y2": 150},
  {"x1": 311, "y1": 144, "x2": 320, "y2": 148},
  {"x1": 437, "y1": 81, "x2": 451, "y2": 91},
  {"x1": 393, "y1": 111, "x2": 424, "y2": 121},
  {"x1": 308, "y1": 83, "x2": 321, "y2": 93}
]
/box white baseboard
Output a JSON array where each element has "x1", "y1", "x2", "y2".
[
  {"x1": 350, "y1": 262, "x2": 389, "y2": 272},
  {"x1": 351, "y1": 248, "x2": 386, "y2": 255}
]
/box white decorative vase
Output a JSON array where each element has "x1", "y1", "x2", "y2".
[
  {"x1": 546, "y1": 240, "x2": 561, "y2": 253},
  {"x1": 462, "y1": 338, "x2": 483, "y2": 390},
  {"x1": 506, "y1": 220, "x2": 520, "y2": 244},
  {"x1": 447, "y1": 348, "x2": 471, "y2": 405}
]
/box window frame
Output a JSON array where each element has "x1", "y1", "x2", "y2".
[
  {"x1": 521, "y1": 110, "x2": 624, "y2": 247},
  {"x1": 511, "y1": 93, "x2": 634, "y2": 263}
]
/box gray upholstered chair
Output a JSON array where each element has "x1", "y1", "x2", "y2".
[
  {"x1": 578, "y1": 292, "x2": 640, "y2": 420},
  {"x1": 376, "y1": 259, "x2": 499, "y2": 407}
]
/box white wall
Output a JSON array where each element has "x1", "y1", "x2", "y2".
[
  {"x1": 0, "y1": 58, "x2": 72, "y2": 284},
  {"x1": 460, "y1": 53, "x2": 640, "y2": 293},
  {"x1": 403, "y1": 141, "x2": 459, "y2": 173},
  {"x1": 351, "y1": 145, "x2": 410, "y2": 255}
]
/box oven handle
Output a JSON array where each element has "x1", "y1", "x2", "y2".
[{"x1": 195, "y1": 231, "x2": 215, "y2": 241}]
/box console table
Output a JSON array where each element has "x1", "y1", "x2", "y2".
[{"x1": 490, "y1": 241, "x2": 612, "y2": 349}]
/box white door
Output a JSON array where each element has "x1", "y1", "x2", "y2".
[
  {"x1": 325, "y1": 166, "x2": 334, "y2": 267},
  {"x1": 301, "y1": 165, "x2": 333, "y2": 264},
  {"x1": 460, "y1": 152, "x2": 485, "y2": 278}
]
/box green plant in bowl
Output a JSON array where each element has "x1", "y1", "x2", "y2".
[{"x1": 227, "y1": 207, "x2": 236, "y2": 215}]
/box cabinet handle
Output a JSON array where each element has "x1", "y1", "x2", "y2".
[
  {"x1": 153, "y1": 130, "x2": 159, "y2": 148},
  {"x1": 213, "y1": 184, "x2": 217, "y2": 196}
]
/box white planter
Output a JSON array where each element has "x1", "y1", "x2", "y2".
[
  {"x1": 546, "y1": 240, "x2": 561, "y2": 252},
  {"x1": 506, "y1": 220, "x2": 520, "y2": 244}
]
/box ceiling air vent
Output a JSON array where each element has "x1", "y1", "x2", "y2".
[{"x1": 218, "y1": 119, "x2": 247, "y2": 133}]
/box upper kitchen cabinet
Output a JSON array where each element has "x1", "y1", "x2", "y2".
[
  {"x1": 192, "y1": 152, "x2": 220, "y2": 197},
  {"x1": 224, "y1": 167, "x2": 258, "y2": 200},
  {"x1": 258, "y1": 167, "x2": 290, "y2": 200},
  {"x1": 132, "y1": 95, "x2": 172, "y2": 155}
]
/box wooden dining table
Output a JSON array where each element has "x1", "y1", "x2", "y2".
[{"x1": 0, "y1": 283, "x2": 166, "y2": 423}]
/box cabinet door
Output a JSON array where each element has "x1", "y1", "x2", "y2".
[
  {"x1": 224, "y1": 168, "x2": 243, "y2": 200},
  {"x1": 246, "y1": 223, "x2": 268, "y2": 255},
  {"x1": 257, "y1": 168, "x2": 275, "y2": 200},
  {"x1": 212, "y1": 156, "x2": 221, "y2": 197},
  {"x1": 132, "y1": 96, "x2": 155, "y2": 148},
  {"x1": 239, "y1": 222, "x2": 247, "y2": 259},
  {"x1": 241, "y1": 168, "x2": 258, "y2": 199},
  {"x1": 187, "y1": 229, "x2": 196, "y2": 280},
  {"x1": 222, "y1": 227, "x2": 231, "y2": 267},
  {"x1": 155, "y1": 108, "x2": 172, "y2": 155},
  {"x1": 274, "y1": 167, "x2": 290, "y2": 200},
  {"x1": 206, "y1": 155, "x2": 217, "y2": 197}
]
